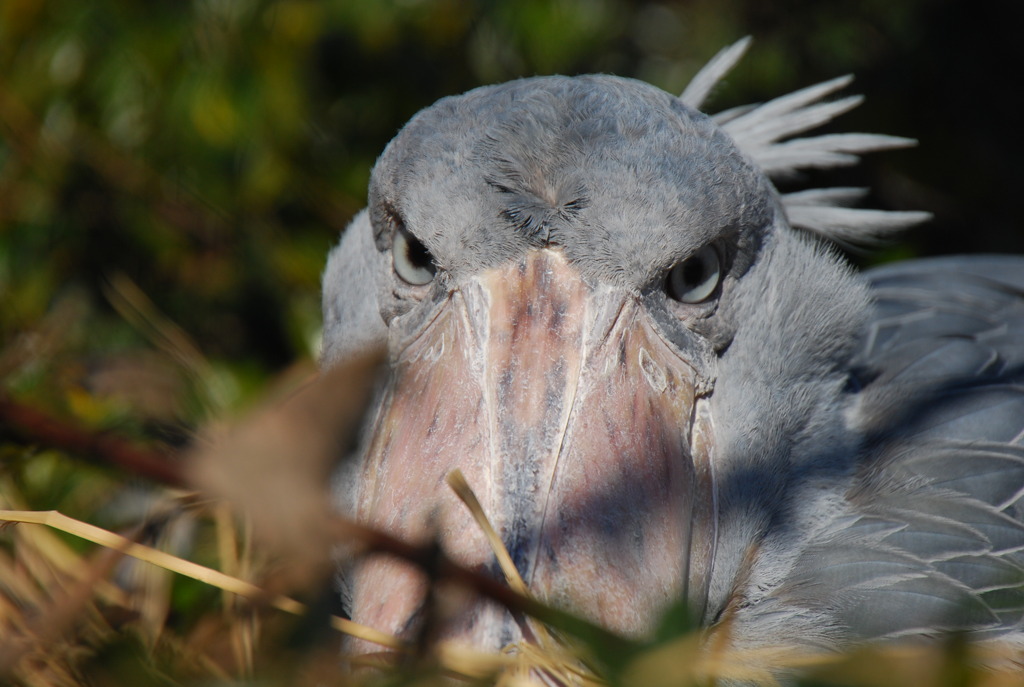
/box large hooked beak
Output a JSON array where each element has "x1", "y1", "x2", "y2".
[{"x1": 346, "y1": 249, "x2": 717, "y2": 652}]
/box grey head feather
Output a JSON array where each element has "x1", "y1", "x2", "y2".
[
  {"x1": 321, "y1": 210, "x2": 387, "y2": 366},
  {"x1": 679, "y1": 38, "x2": 930, "y2": 245}
]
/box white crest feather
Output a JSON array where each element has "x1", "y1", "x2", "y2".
[
  {"x1": 783, "y1": 188, "x2": 932, "y2": 245},
  {"x1": 682, "y1": 38, "x2": 931, "y2": 244},
  {"x1": 679, "y1": 36, "x2": 751, "y2": 110}
]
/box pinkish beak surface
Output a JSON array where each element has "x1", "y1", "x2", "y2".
[{"x1": 347, "y1": 249, "x2": 716, "y2": 652}]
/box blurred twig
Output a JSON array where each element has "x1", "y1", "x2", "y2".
[
  {"x1": 0, "y1": 394, "x2": 185, "y2": 486},
  {"x1": 328, "y1": 516, "x2": 639, "y2": 663}
]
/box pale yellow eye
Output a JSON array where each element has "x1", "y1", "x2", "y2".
[
  {"x1": 392, "y1": 224, "x2": 436, "y2": 286},
  {"x1": 666, "y1": 245, "x2": 721, "y2": 304}
]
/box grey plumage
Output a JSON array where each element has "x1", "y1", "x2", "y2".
[
  {"x1": 321, "y1": 39, "x2": 1024, "y2": 672},
  {"x1": 730, "y1": 256, "x2": 1024, "y2": 652},
  {"x1": 321, "y1": 210, "x2": 387, "y2": 366}
]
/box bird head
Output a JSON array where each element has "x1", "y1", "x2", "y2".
[{"x1": 321, "y1": 42, "x2": 927, "y2": 654}]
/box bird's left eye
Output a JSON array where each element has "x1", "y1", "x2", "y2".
[
  {"x1": 392, "y1": 224, "x2": 437, "y2": 286},
  {"x1": 666, "y1": 245, "x2": 721, "y2": 304}
]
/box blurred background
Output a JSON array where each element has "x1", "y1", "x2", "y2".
[
  {"x1": 2, "y1": 0, "x2": 1022, "y2": 421},
  {"x1": 1, "y1": 1, "x2": 1022, "y2": 683}
]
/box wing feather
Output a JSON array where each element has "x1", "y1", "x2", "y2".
[{"x1": 733, "y1": 256, "x2": 1024, "y2": 648}]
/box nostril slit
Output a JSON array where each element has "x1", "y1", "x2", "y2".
[{"x1": 639, "y1": 347, "x2": 668, "y2": 393}]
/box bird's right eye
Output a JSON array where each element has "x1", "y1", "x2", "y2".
[{"x1": 392, "y1": 224, "x2": 437, "y2": 286}]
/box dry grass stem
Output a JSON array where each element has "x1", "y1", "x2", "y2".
[
  {"x1": 0, "y1": 506, "x2": 404, "y2": 652},
  {"x1": 446, "y1": 469, "x2": 605, "y2": 686}
]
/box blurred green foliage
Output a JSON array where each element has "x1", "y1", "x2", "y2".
[
  {"x1": 2, "y1": 0, "x2": 1021, "y2": 422},
  {"x1": 0, "y1": 1, "x2": 1022, "y2": 683}
]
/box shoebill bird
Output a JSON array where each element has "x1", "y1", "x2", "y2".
[{"x1": 321, "y1": 38, "x2": 1024, "y2": 662}]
